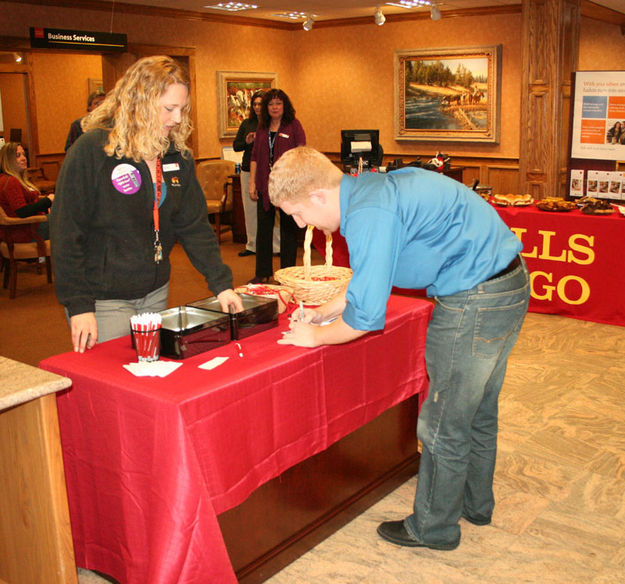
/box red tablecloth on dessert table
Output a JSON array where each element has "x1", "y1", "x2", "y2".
[
  {"x1": 40, "y1": 295, "x2": 432, "y2": 584},
  {"x1": 495, "y1": 205, "x2": 625, "y2": 327}
]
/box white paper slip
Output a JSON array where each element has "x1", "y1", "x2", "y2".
[
  {"x1": 198, "y1": 356, "x2": 229, "y2": 370},
  {"x1": 123, "y1": 361, "x2": 183, "y2": 377}
]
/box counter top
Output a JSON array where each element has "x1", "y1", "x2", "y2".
[{"x1": 0, "y1": 356, "x2": 71, "y2": 411}]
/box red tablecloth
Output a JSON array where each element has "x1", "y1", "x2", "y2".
[
  {"x1": 40, "y1": 295, "x2": 432, "y2": 584},
  {"x1": 496, "y1": 204, "x2": 625, "y2": 327}
]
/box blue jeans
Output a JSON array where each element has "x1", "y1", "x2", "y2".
[{"x1": 404, "y1": 258, "x2": 530, "y2": 548}]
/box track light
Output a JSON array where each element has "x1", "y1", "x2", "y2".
[
  {"x1": 374, "y1": 6, "x2": 386, "y2": 26},
  {"x1": 13, "y1": 52, "x2": 22, "y2": 63},
  {"x1": 302, "y1": 14, "x2": 314, "y2": 31},
  {"x1": 430, "y1": 1, "x2": 441, "y2": 20}
]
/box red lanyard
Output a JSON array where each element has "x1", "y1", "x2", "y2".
[
  {"x1": 153, "y1": 158, "x2": 163, "y2": 263},
  {"x1": 153, "y1": 157, "x2": 162, "y2": 232}
]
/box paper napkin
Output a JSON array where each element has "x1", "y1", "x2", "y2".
[{"x1": 123, "y1": 361, "x2": 183, "y2": 377}]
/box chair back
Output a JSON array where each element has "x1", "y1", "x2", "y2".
[
  {"x1": 221, "y1": 147, "x2": 243, "y2": 164},
  {"x1": 196, "y1": 160, "x2": 235, "y2": 206}
]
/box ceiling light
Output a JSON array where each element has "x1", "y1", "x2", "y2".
[
  {"x1": 274, "y1": 11, "x2": 308, "y2": 20},
  {"x1": 386, "y1": 0, "x2": 432, "y2": 9},
  {"x1": 430, "y1": 1, "x2": 441, "y2": 20},
  {"x1": 204, "y1": 2, "x2": 258, "y2": 12},
  {"x1": 303, "y1": 14, "x2": 314, "y2": 31},
  {"x1": 374, "y1": 6, "x2": 386, "y2": 26}
]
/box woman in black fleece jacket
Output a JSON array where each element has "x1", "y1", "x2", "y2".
[{"x1": 50, "y1": 56, "x2": 242, "y2": 353}]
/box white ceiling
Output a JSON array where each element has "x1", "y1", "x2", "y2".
[{"x1": 100, "y1": 0, "x2": 625, "y2": 23}]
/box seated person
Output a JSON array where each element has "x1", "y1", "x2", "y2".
[{"x1": 0, "y1": 142, "x2": 52, "y2": 241}]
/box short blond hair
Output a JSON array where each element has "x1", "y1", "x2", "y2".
[{"x1": 269, "y1": 147, "x2": 342, "y2": 205}]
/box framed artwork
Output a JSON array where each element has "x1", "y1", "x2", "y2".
[
  {"x1": 88, "y1": 78, "x2": 103, "y2": 95},
  {"x1": 217, "y1": 71, "x2": 277, "y2": 139},
  {"x1": 394, "y1": 46, "x2": 501, "y2": 143}
]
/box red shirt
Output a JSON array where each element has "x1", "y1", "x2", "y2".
[{"x1": 0, "y1": 173, "x2": 42, "y2": 242}]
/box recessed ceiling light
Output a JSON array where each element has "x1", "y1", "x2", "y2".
[
  {"x1": 274, "y1": 11, "x2": 309, "y2": 20},
  {"x1": 204, "y1": 2, "x2": 258, "y2": 12},
  {"x1": 386, "y1": 0, "x2": 432, "y2": 8}
]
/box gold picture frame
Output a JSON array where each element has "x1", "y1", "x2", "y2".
[
  {"x1": 394, "y1": 46, "x2": 501, "y2": 143},
  {"x1": 217, "y1": 71, "x2": 277, "y2": 139}
]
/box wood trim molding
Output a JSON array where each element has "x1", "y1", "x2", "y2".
[{"x1": 581, "y1": 0, "x2": 625, "y2": 26}]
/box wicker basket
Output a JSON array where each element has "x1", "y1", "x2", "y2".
[{"x1": 274, "y1": 225, "x2": 352, "y2": 305}]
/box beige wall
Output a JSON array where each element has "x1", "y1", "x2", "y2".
[
  {"x1": 1, "y1": 2, "x2": 624, "y2": 162},
  {"x1": 0, "y1": 72, "x2": 29, "y2": 147},
  {"x1": 579, "y1": 17, "x2": 625, "y2": 71},
  {"x1": 31, "y1": 52, "x2": 102, "y2": 153}
]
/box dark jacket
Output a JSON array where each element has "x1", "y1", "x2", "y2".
[
  {"x1": 50, "y1": 129, "x2": 233, "y2": 317},
  {"x1": 251, "y1": 118, "x2": 306, "y2": 209},
  {"x1": 232, "y1": 117, "x2": 258, "y2": 172}
]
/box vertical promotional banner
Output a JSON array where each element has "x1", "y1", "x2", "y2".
[{"x1": 571, "y1": 70, "x2": 625, "y2": 160}]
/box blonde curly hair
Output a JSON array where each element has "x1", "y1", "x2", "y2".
[{"x1": 83, "y1": 55, "x2": 192, "y2": 162}]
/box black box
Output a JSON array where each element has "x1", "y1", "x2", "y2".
[
  {"x1": 187, "y1": 294, "x2": 278, "y2": 340},
  {"x1": 159, "y1": 306, "x2": 231, "y2": 359}
]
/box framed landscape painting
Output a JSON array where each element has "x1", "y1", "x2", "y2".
[
  {"x1": 394, "y1": 46, "x2": 501, "y2": 143},
  {"x1": 217, "y1": 71, "x2": 277, "y2": 138}
]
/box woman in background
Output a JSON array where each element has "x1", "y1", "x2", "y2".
[
  {"x1": 248, "y1": 88, "x2": 306, "y2": 284},
  {"x1": 233, "y1": 90, "x2": 280, "y2": 258},
  {"x1": 50, "y1": 55, "x2": 242, "y2": 353},
  {"x1": 0, "y1": 142, "x2": 52, "y2": 241}
]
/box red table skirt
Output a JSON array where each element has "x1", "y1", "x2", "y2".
[
  {"x1": 496, "y1": 204, "x2": 625, "y2": 327},
  {"x1": 41, "y1": 295, "x2": 433, "y2": 584}
]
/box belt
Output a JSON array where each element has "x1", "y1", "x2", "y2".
[{"x1": 487, "y1": 255, "x2": 521, "y2": 281}]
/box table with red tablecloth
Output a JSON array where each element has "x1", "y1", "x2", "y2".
[
  {"x1": 495, "y1": 204, "x2": 625, "y2": 327},
  {"x1": 40, "y1": 295, "x2": 432, "y2": 584}
]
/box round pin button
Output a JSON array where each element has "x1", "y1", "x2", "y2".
[{"x1": 111, "y1": 163, "x2": 142, "y2": 194}]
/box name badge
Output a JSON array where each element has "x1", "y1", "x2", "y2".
[
  {"x1": 279, "y1": 133, "x2": 290, "y2": 139},
  {"x1": 163, "y1": 162, "x2": 180, "y2": 172}
]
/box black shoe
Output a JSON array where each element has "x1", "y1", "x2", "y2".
[
  {"x1": 238, "y1": 249, "x2": 256, "y2": 257},
  {"x1": 376, "y1": 520, "x2": 459, "y2": 550},
  {"x1": 247, "y1": 276, "x2": 270, "y2": 285},
  {"x1": 462, "y1": 513, "x2": 491, "y2": 526}
]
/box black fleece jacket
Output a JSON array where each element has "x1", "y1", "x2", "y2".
[{"x1": 50, "y1": 129, "x2": 233, "y2": 317}]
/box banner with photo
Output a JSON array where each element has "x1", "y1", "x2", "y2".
[{"x1": 571, "y1": 70, "x2": 625, "y2": 161}]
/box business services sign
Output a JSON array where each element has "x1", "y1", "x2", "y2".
[{"x1": 30, "y1": 27, "x2": 127, "y2": 52}]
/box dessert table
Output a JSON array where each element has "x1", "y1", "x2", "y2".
[
  {"x1": 40, "y1": 295, "x2": 433, "y2": 584},
  {"x1": 495, "y1": 204, "x2": 625, "y2": 327}
]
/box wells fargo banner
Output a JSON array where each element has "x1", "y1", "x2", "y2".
[{"x1": 496, "y1": 205, "x2": 625, "y2": 327}]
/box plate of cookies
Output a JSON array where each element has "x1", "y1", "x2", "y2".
[
  {"x1": 535, "y1": 197, "x2": 577, "y2": 212},
  {"x1": 578, "y1": 198, "x2": 614, "y2": 215}
]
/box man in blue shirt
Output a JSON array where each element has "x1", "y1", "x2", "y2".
[{"x1": 270, "y1": 146, "x2": 530, "y2": 551}]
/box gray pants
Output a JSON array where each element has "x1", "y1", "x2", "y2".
[{"x1": 94, "y1": 282, "x2": 169, "y2": 343}]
